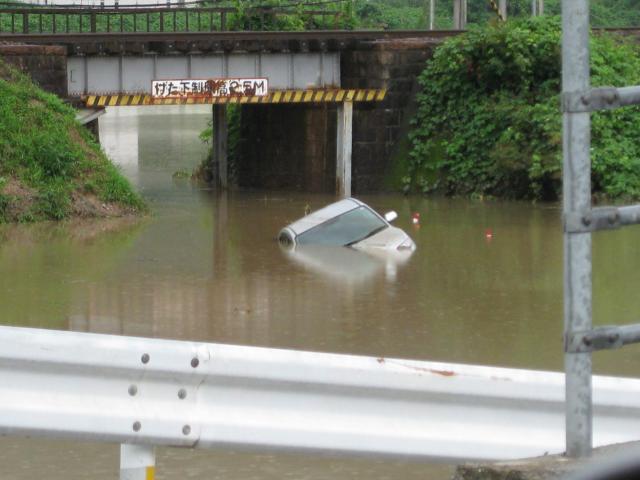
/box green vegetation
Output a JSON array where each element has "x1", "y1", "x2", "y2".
[
  {"x1": 172, "y1": 168, "x2": 191, "y2": 180},
  {"x1": 0, "y1": 60, "x2": 145, "y2": 222},
  {"x1": 194, "y1": 104, "x2": 242, "y2": 184},
  {"x1": 1, "y1": 0, "x2": 640, "y2": 33},
  {"x1": 0, "y1": 0, "x2": 349, "y2": 34},
  {"x1": 353, "y1": 0, "x2": 640, "y2": 29},
  {"x1": 406, "y1": 17, "x2": 640, "y2": 200}
]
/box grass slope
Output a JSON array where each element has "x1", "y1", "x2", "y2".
[{"x1": 0, "y1": 60, "x2": 145, "y2": 222}]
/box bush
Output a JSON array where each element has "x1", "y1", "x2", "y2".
[
  {"x1": 196, "y1": 103, "x2": 241, "y2": 185},
  {"x1": 35, "y1": 180, "x2": 71, "y2": 220},
  {"x1": 407, "y1": 17, "x2": 640, "y2": 200}
]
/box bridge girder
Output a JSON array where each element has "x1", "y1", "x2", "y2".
[
  {"x1": 0, "y1": 30, "x2": 455, "y2": 55},
  {"x1": 68, "y1": 52, "x2": 340, "y2": 96}
]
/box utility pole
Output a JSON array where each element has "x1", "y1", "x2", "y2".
[
  {"x1": 429, "y1": 0, "x2": 435, "y2": 30},
  {"x1": 453, "y1": 0, "x2": 467, "y2": 29},
  {"x1": 532, "y1": 0, "x2": 544, "y2": 16},
  {"x1": 499, "y1": 0, "x2": 507, "y2": 21}
]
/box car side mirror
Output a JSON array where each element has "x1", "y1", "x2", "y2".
[{"x1": 384, "y1": 211, "x2": 398, "y2": 223}]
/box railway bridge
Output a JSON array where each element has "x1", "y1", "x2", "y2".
[{"x1": 0, "y1": 4, "x2": 455, "y2": 194}]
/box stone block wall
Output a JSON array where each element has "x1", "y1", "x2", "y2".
[
  {"x1": 341, "y1": 38, "x2": 440, "y2": 192},
  {"x1": 237, "y1": 38, "x2": 440, "y2": 193},
  {"x1": 0, "y1": 45, "x2": 68, "y2": 97}
]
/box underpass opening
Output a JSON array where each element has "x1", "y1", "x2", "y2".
[
  {"x1": 82, "y1": 88, "x2": 385, "y2": 196},
  {"x1": 237, "y1": 102, "x2": 337, "y2": 194}
]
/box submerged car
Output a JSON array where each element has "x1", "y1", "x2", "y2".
[{"x1": 278, "y1": 198, "x2": 416, "y2": 252}]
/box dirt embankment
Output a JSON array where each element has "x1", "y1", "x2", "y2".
[{"x1": 0, "y1": 58, "x2": 145, "y2": 223}]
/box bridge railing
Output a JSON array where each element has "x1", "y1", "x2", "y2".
[{"x1": 0, "y1": 5, "x2": 343, "y2": 34}]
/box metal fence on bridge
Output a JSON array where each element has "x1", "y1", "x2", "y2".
[{"x1": 0, "y1": 4, "x2": 343, "y2": 34}]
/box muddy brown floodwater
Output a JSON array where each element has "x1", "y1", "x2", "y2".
[{"x1": 1, "y1": 106, "x2": 640, "y2": 479}]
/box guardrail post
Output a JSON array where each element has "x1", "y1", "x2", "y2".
[
  {"x1": 336, "y1": 100, "x2": 353, "y2": 197},
  {"x1": 562, "y1": 0, "x2": 592, "y2": 458},
  {"x1": 22, "y1": 12, "x2": 28, "y2": 33},
  {"x1": 120, "y1": 444, "x2": 155, "y2": 480}
]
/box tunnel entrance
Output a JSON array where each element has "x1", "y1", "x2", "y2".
[{"x1": 84, "y1": 88, "x2": 385, "y2": 196}]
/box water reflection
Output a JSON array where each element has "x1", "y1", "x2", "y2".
[{"x1": 281, "y1": 244, "x2": 413, "y2": 284}]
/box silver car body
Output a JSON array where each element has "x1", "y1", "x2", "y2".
[{"x1": 278, "y1": 198, "x2": 416, "y2": 252}]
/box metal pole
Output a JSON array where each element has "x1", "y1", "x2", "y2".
[
  {"x1": 462, "y1": 0, "x2": 467, "y2": 28},
  {"x1": 336, "y1": 101, "x2": 352, "y2": 197},
  {"x1": 120, "y1": 444, "x2": 155, "y2": 480},
  {"x1": 453, "y1": 0, "x2": 466, "y2": 29},
  {"x1": 499, "y1": 0, "x2": 507, "y2": 21},
  {"x1": 562, "y1": 0, "x2": 592, "y2": 458},
  {"x1": 453, "y1": 0, "x2": 460, "y2": 29},
  {"x1": 532, "y1": 0, "x2": 544, "y2": 16},
  {"x1": 429, "y1": 0, "x2": 434, "y2": 30}
]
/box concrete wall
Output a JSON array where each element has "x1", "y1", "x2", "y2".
[
  {"x1": 237, "y1": 38, "x2": 440, "y2": 193},
  {"x1": 237, "y1": 104, "x2": 336, "y2": 192},
  {"x1": 0, "y1": 45, "x2": 68, "y2": 97}
]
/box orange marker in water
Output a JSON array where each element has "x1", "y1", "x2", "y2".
[
  {"x1": 485, "y1": 228, "x2": 493, "y2": 240},
  {"x1": 412, "y1": 213, "x2": 421, "y2": 225}
]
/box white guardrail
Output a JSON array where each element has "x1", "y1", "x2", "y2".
[{"x1": 1, "y1": 325, "x2": 640, "y2": 477}]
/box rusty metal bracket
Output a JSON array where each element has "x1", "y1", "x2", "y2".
[
  {"x1": 565, "y1": 324, "x2": 640, "y2": 353},
  {"x1": 564, "y1": 205, "x2": 640, "y2": 234}
]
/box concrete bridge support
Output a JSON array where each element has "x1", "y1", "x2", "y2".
[
  {"x1": 336, "y1": 101, "x2": 353, "y2": 197},
  {"x1": 75, "y1": 108, "x2": 105, "y2": 142},
  {"x1": 336, "y1": 102, "x2": 353, "y2": 198},
  {"x1": 212, "y1": 105, "x2": 228, "y2": 190}
]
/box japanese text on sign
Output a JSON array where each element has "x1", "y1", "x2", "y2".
[{"x1": 151, "y1": 78, "x2": 269, "y2": 98}]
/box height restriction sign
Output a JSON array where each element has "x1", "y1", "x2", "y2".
[{"x1": 151, "y1": 78, "x2": 269, "y2": 98}]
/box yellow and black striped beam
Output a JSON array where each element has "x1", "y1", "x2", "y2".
[{"x1": 82, "y1": 89, "x2": 386, "y2": 107}]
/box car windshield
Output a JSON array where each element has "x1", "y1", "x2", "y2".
[{"x1": 296, "y1": 206, "x2": 387, "y2": 246}]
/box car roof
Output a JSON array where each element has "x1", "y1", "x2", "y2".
[{"x1": 286, "y1": 198, "x2": 365, "y2": 236}]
